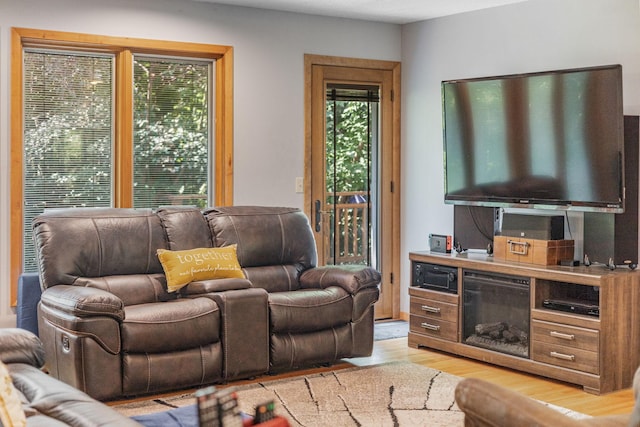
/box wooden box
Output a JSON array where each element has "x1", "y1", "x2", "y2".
[{"x1": 493, "y1": 235, "x2": 575, "y2": 266}]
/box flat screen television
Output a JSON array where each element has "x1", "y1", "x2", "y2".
[{"x1": 442, "y1": 64, "x2": 624, "y2": 213}]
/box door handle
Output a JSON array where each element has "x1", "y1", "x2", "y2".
[{"x1": 314, "y1": 199, "x2": 321, "y2": 232}]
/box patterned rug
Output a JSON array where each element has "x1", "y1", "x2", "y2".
[{"x1": 113, "y1": 362, "x2": 587, "y2": 426}]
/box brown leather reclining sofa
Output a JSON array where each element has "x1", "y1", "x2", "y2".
[
  {"x1": 0, "y1": 328, "x2": 141, "y2": 426},
  {"x1": 32, "y1": 206, "x2": 380, "y2": 401}
]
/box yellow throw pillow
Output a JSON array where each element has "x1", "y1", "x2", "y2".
[
  {"x1": 157, "y1": 245, "x2": 245, "y2": 292},
  {"x1": 0, "y1": 360, "x2": 26, "y2": 427}
]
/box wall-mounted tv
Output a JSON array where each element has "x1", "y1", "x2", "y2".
[{"x1": 442, "y1": 64, "x2": 624, "y2": 213}]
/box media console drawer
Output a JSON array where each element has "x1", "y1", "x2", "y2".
[
  {"x1": 409, "y1": 287, "x2": 459, "y2": 342},
  {"x1": 409, "y1": 295, "x2": 458, "y2": 323},
  {"x1": 409, "y1": 315, "x2": 458, "y2": 341},
  {"x1": 531, "y1": 320, "x2": 599, "y2": 374},
  {"x1": 531, "y1": 320, "x2": 599, "y2": 352},
  {"x1": 532, "y1": 341, "x2": 599, "y2": 374}
]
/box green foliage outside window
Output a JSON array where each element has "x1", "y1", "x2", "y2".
[
  {"x1": 326, "y1": 99, "x2": 371, "y2": 199},
  {"x1": 133, "y1": 59, "x2": 210, "y2": 208}
]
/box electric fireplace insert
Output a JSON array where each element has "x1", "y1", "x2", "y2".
[{"x1": 462, "y1": 270, "x2": 530, "y2": 358}]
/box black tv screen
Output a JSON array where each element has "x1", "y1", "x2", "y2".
[{"x1": 443, "y1": 64, "x2": 624, "y2": 213}]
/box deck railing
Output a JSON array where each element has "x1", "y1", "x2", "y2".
[{"x1": 326, "y1": 191, "x2": 369, "y2": 265}]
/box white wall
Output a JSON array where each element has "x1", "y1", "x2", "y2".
[
  {"x1": 401, "y1": 0, "x2": 640, "y2": 313},
  {"x1": 0, "y1": 0, "x2": 401, "y2": 327}
]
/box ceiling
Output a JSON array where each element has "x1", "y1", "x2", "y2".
[{"x1": 196, "y1": 0, "x2": 530, "y2": 24}]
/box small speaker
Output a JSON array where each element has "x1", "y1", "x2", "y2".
[
  {"x1": 454, "y1": 206, "x2": 498, "y2": 252},
  {"x1": 584, "y1": 115, "x2": 639, "y2": 267}
]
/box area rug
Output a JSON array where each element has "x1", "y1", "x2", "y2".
[
  {"x1": 374, "y1": 320, "x2": 409, "y2": 341},
  {"x1": 113, "y1": 362, "x2": 588, "y2": 426}
]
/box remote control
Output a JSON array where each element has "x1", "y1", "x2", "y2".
[{"x1": 253, "y1": 400, "x2": 276, "y2": 424}]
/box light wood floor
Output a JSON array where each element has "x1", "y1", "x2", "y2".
[
  {"x1": 355, "y1": 337, "x2": 635, "y2": 418},
  {"x1": 110, "y1": 337, "x2": 636, "y2": 418}
]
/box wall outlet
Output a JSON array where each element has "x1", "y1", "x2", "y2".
[{"x1": 295, "y1": 177, "x2": 304, "y2": 193}]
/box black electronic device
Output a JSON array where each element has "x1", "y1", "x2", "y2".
[
  {"x1": 411, "y1": 261, "x2": 458, "y2": 294},
  {"x1": 253, "y1": 401, "x2": 276, "y2": 424},
  {"x1": 429, "y1": 233, "x2": 452, "y2": 253},
  {"x1": 500, "y1": 214, "x2": 564, "y2": 240},
  {"x1": 195, "y1": 386, "x2": 242, "y2": 427},
  {"x1": 453, "y1": 205, "x2": 498, "y2": 252},
  {"x1": 542, "y1": 299, "x2": 600, "y2": 317},
  {"x1": 442, "y1": 64, "x2": 624, "y2": 213},
  {"x1": 195, "y1": 386, "x2": 220, "y2": 427},
  {"x1": 584, "y1": 116, "x2": 639, "y2": 267}
]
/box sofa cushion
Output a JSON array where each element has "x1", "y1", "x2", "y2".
[
  {"x1": 122, "y1": 298, "x2": 220, "y2": 353},
  {"x1": 0, "y1": 360, "x2": 26, "y2": 427},
  {"x1": 268, "y1": 287, "x2": 352, "y2": 333},
  {"x1": 33, "y1": 208, "x2": 167, "y2": 290},
  {"x1": 205, "y1": 206, "x2": 317, "y2": 270},
  {"x1": 122, "y1": 344, "x2": 222, "y2": 397},
  {"x1": 157, "y1": 246, "x2": 245, "y2": 292},
  {"x1": 157, "y1": 207, "x2": 212, "y2": 250}
]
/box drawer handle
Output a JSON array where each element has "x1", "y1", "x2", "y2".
[
  {"x1": 507, "y1": 240, "x2": 529, "y2": 255},
  {"x1": 421, "y1": 322, "x2": 441, "y2": 331},
  {"x1": 421, "y1": 305, "x2": 441, "y2": 314},
  {"x1": 550, "y1": 351, "x2": 575, "y2": 361},
  {"x1": 550, "y1": 331, "x2": 575, "y2": 341}
]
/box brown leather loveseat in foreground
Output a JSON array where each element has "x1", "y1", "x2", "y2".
[
  {"x1": 32, "y1": 206, "x2": 380, "y2": 401},
  {"x1": 0, "y1": 328, "x2": 140, "y2": 426},
  {"x1": 455, "y1": 372, "x2": 640, "y2": 426}
]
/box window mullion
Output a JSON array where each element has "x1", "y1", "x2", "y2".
[{"x1": 115, "y1": 49, "x2": 134, "y2": 207}]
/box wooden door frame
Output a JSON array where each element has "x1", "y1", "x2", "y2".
[{"x1": 303, "y1": 54, "x2": 401, "y2": 319}]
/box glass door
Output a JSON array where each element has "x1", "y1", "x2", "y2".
[{"x1": 323, "y1": 84, "x2": 379, "y2": 270}]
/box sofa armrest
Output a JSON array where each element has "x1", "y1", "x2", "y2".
[
  {"x1": 299, "y1": 265, "x2": 381, "y2": 295},
  {"x1": 180, "y1": 278, "x2": 252, "y2": 295},
  {"x1": 455, "y1": 377, "x2": 595, "y2": 427},
  {"x1": 10, "y1": 364, "x2": 143, "y2": 426},
  {"x1": 0, "y1": 328, "x2": 45, "y2": 367},
  {"x1": 40, "y1": 285, "x2": 125, "y2": 321}
]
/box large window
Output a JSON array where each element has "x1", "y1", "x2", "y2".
[{"x1": 11, "y1": 28, "x2": 234, "y2": 303}]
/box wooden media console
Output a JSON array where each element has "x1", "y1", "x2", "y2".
[{"x1": 408, "y1": 250, "x2": 640, "y2": 394}]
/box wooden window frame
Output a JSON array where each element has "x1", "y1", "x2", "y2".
[{"x1": 10, "y1": 28, "x2": 235, "y2": 304}]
